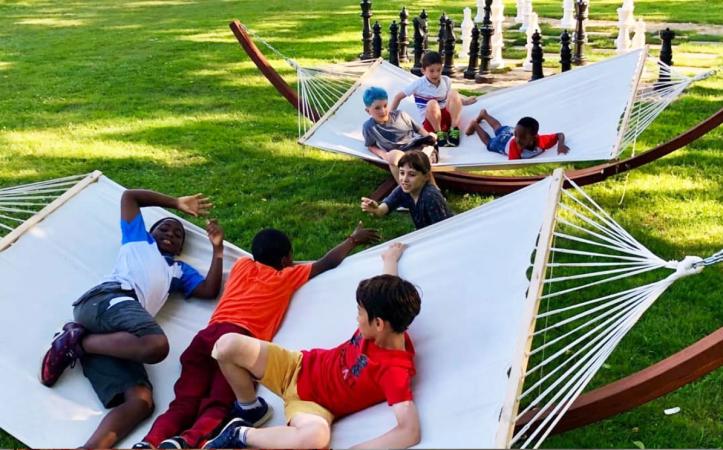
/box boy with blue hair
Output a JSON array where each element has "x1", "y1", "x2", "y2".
[{"x1": 362, "y1": 86, "x2": 438, "y2": 182}]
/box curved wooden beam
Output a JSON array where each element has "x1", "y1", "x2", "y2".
[
  {"x1": 229, "y1": 19, "x2": 722, "y2": 195},
  {"x1": 515, "y1": 327, "x2": 723, "y2": 435}
]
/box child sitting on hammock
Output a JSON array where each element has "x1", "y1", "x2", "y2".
[
  {"x1": 203, "y1": 242, "x2": 421, "y2": 449},
  {"x1": 362, "y1": 86, "x2": 439, "y2": 182},
  {"x1": 465, "y1": 109, "x2": 570, "y2": 160},
  {"x1": 40, "y1": 188, "x2": 225, "y2": 449},
  {"x1": 361, "y1": 150, "x2": 453, "y2": 230}
]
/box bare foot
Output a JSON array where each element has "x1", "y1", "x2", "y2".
[{"x1": 465, "y1": 108, "x2": 488, "y2": 136}]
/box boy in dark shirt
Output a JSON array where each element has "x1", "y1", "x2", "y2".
[{"x1": 361, "y1": 150, "x2": 453, "y2": 230}]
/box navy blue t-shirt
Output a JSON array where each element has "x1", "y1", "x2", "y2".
[{"x1": 382, "y1": 183, "x2": 454, "y2": 229}]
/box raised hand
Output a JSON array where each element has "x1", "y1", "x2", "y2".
[
  {"x1": 350, "y1": 221, "x2": 381, "y2": 246},
  {"x1": 382, "y1": 242, "x2": 407, "y2": 263},
  {"x1": 206, "y1": 219, "x2": 224, "y2": 250},
  {"x1": 177, "y1": 193, "x2": 212, "y2": 217},
  {"x1": 558, "y1": 143, "x2": 570, "y2": 154},
  {"x1": 361, "y1": 197, "x2": 379, "y2": 214}
]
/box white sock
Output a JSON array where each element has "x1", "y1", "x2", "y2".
[
  {"x1": 237, "y1": 426, "x2": 250, "y2": 446},
  {"x1": 235, "y1": 398, "x2": 262, "y2": 410}
]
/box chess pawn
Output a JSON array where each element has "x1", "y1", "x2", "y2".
[{"x1": 631, "y1": 18, "x2": 646, "y2": 49}]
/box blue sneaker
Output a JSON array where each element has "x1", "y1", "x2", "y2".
[
  {"x1": 229, "y1": 397, "x2": 273, "y2": 427},
  {"x1": 202, "y1": 418, "x2": 247, "y2": 449},
  {"x1": 159, "y1": 436, "x2": 188, "y2": 449}
]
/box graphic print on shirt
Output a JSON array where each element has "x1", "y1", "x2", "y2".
[{"x1": 340, "y1": 331, "x2": 368, "y2": 386}]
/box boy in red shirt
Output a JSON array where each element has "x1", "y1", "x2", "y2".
[
  {"x1": 465, "y1": 109, "x2": 569, "y2": 159},
  {"x1": 133, "y1": 223, "x2": 379, "y2": 449},
  {"x1": 204, "y1": 243, "x2": 421, "y2": 449}
]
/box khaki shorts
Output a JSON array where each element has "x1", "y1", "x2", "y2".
[{"x1": 260, "y1": 342, "x2": 334, "y2": 424}]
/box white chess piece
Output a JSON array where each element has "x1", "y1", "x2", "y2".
[
  {"x1": 475, "y1": 0, "x2": 485, "y2": 22},
  {"x1": 615, "y1": 6, "x2": 633, "y2": 53},
  {"x1": 631, "y1": 18, "x2": 646, "y2": 49},
  {"x1": 520, "y1": 0, "x2": 533, "y2": 32},
  {"x1": 460, "y1": 7, "x2": 474, "y2": 59},
  {"x1": 515, "y1": 0, "x2": 525, "y2": 23},
  {"x1": 490, "y1": 0, "x2": 506, "y2": 68},
  {"x1": 560, "y1": 0, "x2": 575, "y2": 28},
  {"x1": 523, "y1": 12, "x2": 539, "y2": 71}
]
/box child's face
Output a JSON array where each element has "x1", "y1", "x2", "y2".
[
  {"x1": 514, "y1": 125, "x2": 537, "y2": 150},
  {"x1": 152, "y1": 219, "x2": 184, "y2": 255},
  {"x1": 422, "y1": 63, "x2": 443, "y2": 84},
  {"x1": 398, "y1": 164, "x2": 428, "y2": 194},
  {"x1": 365, "y1": 98, "x2": 389, "y2": 123},
  {"x1": 357, "y1": 304, "x2": 380, "y2": 339}
]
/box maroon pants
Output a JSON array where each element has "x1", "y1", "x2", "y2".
[{"x1": 143, "y1": 322, "x2": 249, "y2": 447}]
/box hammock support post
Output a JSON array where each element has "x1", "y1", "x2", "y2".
[{"x1": 497, "y1": 168, "x2": 566, "y2": 447}]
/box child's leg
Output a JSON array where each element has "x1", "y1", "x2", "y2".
[
  {"x1": 424, "y1": 100, "x2": 442, "y2": 132},
  {"x1": 82, "y1": 332, "x2": 169, "y2": 364},
  {"x1": 83, "y1": 385, "x2": 154, "y2": 448},
  {"x1": 473, "y1": 124, "x2": 492, "y2": 146},
  {"x1": 143, "y1": 332, "x2": 217, "y2": 447},
  {"x1": 212, "y1": 333, "x2": 270, "y2": 403},
  {"x1": 245, "y1": 413, "x2": 331, "y2": 449},
  {"x1": 465, "y1": 108, "x2": 501, "y2": 136},
  {"x1": 447, "y1": 90, "x2": 464, "y2": 129}
]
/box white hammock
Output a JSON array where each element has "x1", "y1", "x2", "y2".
[
  {"x1": 0, "y1": 172, "x2": 718, "y2": 448},
  {"x1": 289, "y1": 49, "x2": 709, "y2": 170}
]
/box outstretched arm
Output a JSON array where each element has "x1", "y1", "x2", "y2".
[
  {"x1": 382, "y1": 242, "x2": 407, "y2": 276},
  {"x1": 361, "y1": 197, "x2": 390, "y2": 217},
  {"x1": 191, "y1": 220, "x2": 225, "y2": 299},
  {"x1": 389, "y1": 91, "x2": 407, "y2": 111},
  {"x1": 309, "y1": 222, "x2": 381, "y2": 279},
  {"x1": 352, "y1": 401, "x2": 421, "y2": 449},
  {"x1": 120, "y1": 189, "x2": 211, "y2": 222}
]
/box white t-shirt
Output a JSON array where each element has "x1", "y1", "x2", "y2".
[
  {"x1": 103, "y1": 213, "x2": 203, "y2": 317},
  {"x1": 402, "y1": 75, "x2": 452, "y2": 115}
]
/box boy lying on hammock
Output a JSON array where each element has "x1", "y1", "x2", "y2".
[
  {"x1": 203, "y1": 242, "x2": 422, "y2": 449},
  {"x1": 465, "y1": 109, "x2": 570, "y2": 159},
  {"x1": 362, "y1": 85, "x2": 439, "y2": 182},
  {"x1": 40, "y1": 188, "x2": 225, "y2": 448}
]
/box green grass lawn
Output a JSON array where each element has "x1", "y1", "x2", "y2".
[{"x1": 0, "y1": 0, "x2": 721, "y2": 448}]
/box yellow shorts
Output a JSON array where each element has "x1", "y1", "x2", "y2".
[{"x1": 260, "y1": 342, "x2": 334, "y2": 425}]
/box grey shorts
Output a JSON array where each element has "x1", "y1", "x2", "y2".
[{"x1": 72, "y1": 282, "x2": 165, "y2": 408}]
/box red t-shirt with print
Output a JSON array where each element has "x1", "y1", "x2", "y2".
[
  {"x1": 296, "y1": 329, "x2": 416, "y2": 418},
  {"x1": 508, "y1": 133, "x2": 559, "y2": 160}
]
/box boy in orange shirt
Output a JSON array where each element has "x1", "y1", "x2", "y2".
[{"x1": 133, "y1": 223, "x2": 379, "y2": 449}]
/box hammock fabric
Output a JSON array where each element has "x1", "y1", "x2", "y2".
[{"x1": 0, "y1": 172, "x2": 717, "y2": 448}]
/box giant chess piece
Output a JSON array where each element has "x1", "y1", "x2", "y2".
[
  {"x1": 389, "y1": 20, "x2": 400, "y2": 66},
  {"x1": 475, "y1": 0, "x2": 485, "y2": 22},
  {"x1": 399, "y1": 7, "x2": 410, "y2": 62},
  {"x1": 460, "y1": 7, "x2": 475, "y2": 59},
  {"x1": 530, "y1": 30, "x2": 545, "y2": 80},
  {"x1": 438, "y1": 12, "x2": 448, "y2": 54},
  {"x1": 490, "y1": 0, "x2": 506, "y2": 69},
  {"x1": 476, "y1": 0, "x2": 494, "y2": 81},
  {"x1": 560, "y1": 0, "x2": 575, "y2": 29},
  {"x1": 520, "y1": 0, "x2": 533, "y2": 32},
  {"x1": 360, "y1": 0, "x2": 374, "y2": 59},
  {"x1": 631, "y1": 18, "x2": 646, "y2": 49},
  {"x1": 572, "y1": 0, "x2": 588, "y2": 65},
  {"x1": 442, "y1": 17, "x2": 457, "y2": 76},
  {"x1": 412, "y1": 17, "x2": 425, "y2": 76},
  {"x1": 522, "y1": 12, "x2": 540, "y2": 71},
  {"x1": 515, "y1": 0, "x2": 525, "y2": 23},
  {"x1": 560, "y1": 29, "x2": 572, "y2": 72},
  {"x1": 464, "y1": 25, "x2": 481, "y2": 79},
  {"x1": 419, "y1": 9, "x2": 429, "y2": 50},
  {"x1": 615, "y1": 6, "x2": 633, "y2": 54},
  {"x1": 657, "y1": 27, "x2": 675, "y2": 85},
  {"x1": 372, "y1": 20, "x2": 383, "y2": 58}
]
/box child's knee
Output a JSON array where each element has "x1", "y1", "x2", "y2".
[
  {"x1": 125, "y1": 385, "x2": 155, "y2": 417},
  {"x1": 299, "y1": 422, "x2": 331, "y2": 449},
  {"x1": 212, "y1": 332, "x2": 248, "y2": 362},
  {"x1": 140, "y1": 334, "x2": 169, "y2": 364},
  {"x1": 426, "y1": 100, "x2": 440, "y2": 113},
  {"x1": 388, "y1": 150, "x2": 404, "y2": 165}
]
